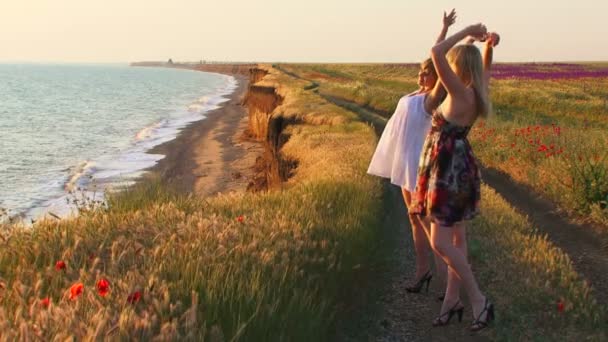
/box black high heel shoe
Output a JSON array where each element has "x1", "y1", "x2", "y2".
[
  {"x1": 470, "y1": 298, "x2": 495, "y2": 332},
  {"x1": 432, "y1": 300, "x2": 464, "y2": 327},
  {"x1": 405, "y1": 270, "x2": 432, "y2": 293}
]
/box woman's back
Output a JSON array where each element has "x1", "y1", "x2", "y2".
[{"x1": 437, "y1": 88, "x2": 479, "y2": 127}]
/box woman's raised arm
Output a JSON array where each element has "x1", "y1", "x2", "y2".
[
  {"x1": 423, "y1": 9, "x2": 458, "y2": 113},
  {"x1": 482, "y1": 32, "x2": 500, "y2": 90},
  {"x1": 431, "y1": 24, "x2": 487, "y2": 97},
  {"x1": 435, "y1": 9, "x2": 457, "y2": 44}
]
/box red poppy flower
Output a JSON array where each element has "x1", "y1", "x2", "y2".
[
  {"x1": 236, "y1": 215, "x2": 244, "y2": 223},
  {"x1": 127, "y1": 291, "x2": 142, "y2": 304},
  {"x1": 40, "y1": 297, "x2": 51, "y2": 308},
  {"x1": 55, "y1": 260, "x2": 66, "y2": 271},
  {"x1": 557, "y1": 300, "x2": 564, "y2": 313},
  {"x1": 96, "y1": 278, "x2": 110, "y2": 297},
  {"x1": 69, "y1": 283, "x2": 84, "y2": 300}
]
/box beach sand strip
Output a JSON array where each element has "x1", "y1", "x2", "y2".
[{"x1": 147, "y1": 74, "x2": 263, "y2": 197}]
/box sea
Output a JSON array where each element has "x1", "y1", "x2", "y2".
[{"x1": 0, "y1": 63, "x2": 237, "y2": 223}]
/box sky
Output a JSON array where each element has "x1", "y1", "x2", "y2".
[{"x1": 0, "y1": 0, "x2": 606, "y2": 63}]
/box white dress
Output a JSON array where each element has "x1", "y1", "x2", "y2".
[{"x1": 367, "y1": 92, "x2": 432, "y2": 192}]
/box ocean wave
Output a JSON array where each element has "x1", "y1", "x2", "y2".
[
  {"x1": 65, "y1": 160, "x2": 96, "y2": 192},
  {"x1": 21, "y1": 74, "x2": 239, "y2": 224}
]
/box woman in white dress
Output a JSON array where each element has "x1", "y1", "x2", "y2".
[{"x1": 367, "y1": 9, "x2": 457, "y2": 294}]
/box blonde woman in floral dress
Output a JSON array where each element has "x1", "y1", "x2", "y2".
[{"x1": 411, "y1": 24, "x2": 499, "y2": 331}]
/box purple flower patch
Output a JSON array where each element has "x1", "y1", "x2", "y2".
[{"x1": 491, "y1": 63, "x2": 608, "y2": 80}]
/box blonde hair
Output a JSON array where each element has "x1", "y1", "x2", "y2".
[
  {"x1": 420, "y1": 58, "x2": 437, "y2": 79},
  {"x1": 446, "y1": 45, "x2": 491, "y2": 118}
]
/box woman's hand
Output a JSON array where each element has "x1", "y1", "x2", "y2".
[
  {"x1": 466, "y1": 23, "x2": 488, "y2": 41},
  {"x1": 443, "y1": 9, "x2": 457, "y2": 27},
  {"x1": 436, "y1": 9, "x2": 457, "y2": 43},
  {"x1": 486, "y1": 32, "x2": 500, "y2": 47}
]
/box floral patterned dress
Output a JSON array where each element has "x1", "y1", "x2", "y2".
[{"x1": 410, "y1": 111, "x2": 481, "y2": 227}]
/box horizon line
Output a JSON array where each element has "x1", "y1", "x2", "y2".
[{"x1": 1, "y1": 59, "x2": 608, "y2": 65}]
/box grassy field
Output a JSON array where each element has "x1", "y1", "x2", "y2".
[
  {"x1": 471, "y1": 186, "x2": 605, "y2": 340},
  {"x1": 0, "y1": 64, "x2": 606, "y2": 340},
  {"x1": 277, "y1": 63, "x2": 607, "y2": 339},
  {"x1": 0, "y1": 66, "x2": 385, "y2": 340},
  {"x1": 277, "y1": 63, "x2": 608, "y2": 226}
]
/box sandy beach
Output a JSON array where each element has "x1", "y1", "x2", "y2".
[{"x1": 146, "y1": 71, "x2": 263, "y2": 197}]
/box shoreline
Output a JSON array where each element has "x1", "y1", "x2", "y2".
[
  {"x1": 8, "y1": 65, "x2": 258, "y2": 225},
  {"x1": 143, "y1": 66, "x2": 262, "y2": 197}
]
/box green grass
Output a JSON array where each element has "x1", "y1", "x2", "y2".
[
  {"x1": 0, "y1": 65, "x2": 384, "y2": 340},
  {"x1": 0, "y1": 63, "x2": 606, "y2": 340},
  {"x1": 299, "y1": 69, "x2": 608, "y2": 339},
  {"x1": 279, "y1": 63, "x2": 608, "y2": 226},
  {"x1": 471, "y1": 186, "x2": 606, "y2": 340}
]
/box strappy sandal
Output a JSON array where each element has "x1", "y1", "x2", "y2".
[
  {"x1": 405, "y1": 270, "x2": 432, "y2": 293},
  {"x1": 470, "y1": 298, "x2": 495, "y2": 332},
  {"x1": 432, "y1": 300, "x2": 464, "y2": 327}
]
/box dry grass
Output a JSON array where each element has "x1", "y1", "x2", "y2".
[
  {"x1": 278, "y1": 63, "x2": 608, "y2": 225},
  {"x1": 0, "y1": 63, "x2": 606, "y2": 340},
  {"x1": 274, "y1": 63, "x2": 607, "y2": 339},
  {"x1": 0, "y1": 65, "x2": 383, "y2": 340},
  {"x1": 470, "y1": 186, "x2": 606, "y2": 340}
]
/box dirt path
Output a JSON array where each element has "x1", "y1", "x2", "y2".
[
  {"x1": 327, "y1": 95, "x2": 491, "y2": 341},
  {"x1": 335, "y1": 180, "x2": 491, "y2": 341},
  {"x1": 324, "y1": 95, "x2": 608, "y2": 306},
  {"x1": 481, "y1": 167, "x2": 608, "y2": 306},
  {"x1": 323, "y1": 93, "x2": 608, "y2": 340}
]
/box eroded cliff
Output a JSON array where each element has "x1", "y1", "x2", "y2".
[{"x1": 244, "y1": 68, "x2": 298, "y2": 191}]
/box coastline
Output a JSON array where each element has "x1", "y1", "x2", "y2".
[
  {"x1": 143, "y1": 66, "x2": 262, "y2": 197},
  {"x1": 11, "y1": 65, "x2": 258, "y2": 224}
]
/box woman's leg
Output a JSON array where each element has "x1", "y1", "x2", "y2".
[
  {"x1": 402, "y1": 189, "x2": 430, "y2": 279},
  {"x1": 422, "y1": 216, "x2": 448, "y2": 290},
  {"x1": 440, "y1": 224, "x2": 466, "y2": 310},
  {"x1": 430, "y1": 222, "x2": 487, "y2": 319}
]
